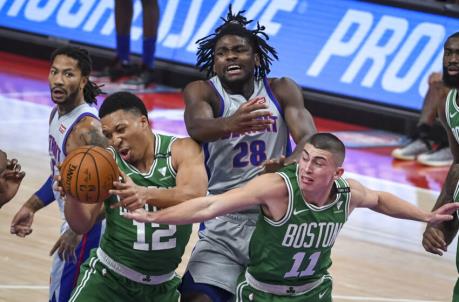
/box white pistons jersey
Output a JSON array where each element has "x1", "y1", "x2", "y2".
[
  {"x1": 204, "y1": 76, "x2": 292, "y2": 195},
  {"x1": 48, "y1": 103, "x2": 98, "y2": 216}
]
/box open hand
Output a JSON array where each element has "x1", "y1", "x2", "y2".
[
  {"x1": 49, "y1": 228, "x2": 82, "y2": 262},
  {"x1": 109, "y1": 170, "x2": 148, "y2": 211},
  {"x1": 225, "y1": 98, "x2": 273, "y2": 134}
]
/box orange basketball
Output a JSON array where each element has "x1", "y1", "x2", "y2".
[{"x1": 60, "y1": 146, "x2": 119, "y2": 204}]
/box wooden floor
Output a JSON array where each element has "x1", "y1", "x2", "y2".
[{"x1": 0, "y1": 51, "x2": 457, "y2": 302}]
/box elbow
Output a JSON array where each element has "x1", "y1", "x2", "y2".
[{"x1": 186, "y1": 125, "x2": 204, "y2": 143}]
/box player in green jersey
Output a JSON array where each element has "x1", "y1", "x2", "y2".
[
  {"x1": 125, "y1": 132, "x2": 459, "y2": 301},
  {"x1": 423, "y1": 32, "x2": 459, "y2": 302},
  {"x1": 63, "y1": 91, "x2": 208, "y2": 302}
]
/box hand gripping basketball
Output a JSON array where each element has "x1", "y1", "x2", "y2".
[{"x1": 59, "y1": 146, "x2": 119, "y2": 203}]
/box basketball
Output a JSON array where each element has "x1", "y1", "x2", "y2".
[{"x1": 59, "y1": 146, "x2": 119, "y2": 204}]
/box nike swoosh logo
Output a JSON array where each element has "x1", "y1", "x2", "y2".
[
  {"x1": 319, "y1": 289, "x2": 329, "y2": 299},
  {"x1": 293, "y1": 208, "x2": 309, "y2": 215},
  {"x1": 451, "y1": 111, "x2": 458, "y2": 119}
]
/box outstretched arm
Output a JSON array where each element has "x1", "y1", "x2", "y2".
[
  {"x1": 124, "y1": 173, "x2": 287, "y2": 224},
  {"x1": 348, "y1": 178, "x2": 459, "y2": 224}
]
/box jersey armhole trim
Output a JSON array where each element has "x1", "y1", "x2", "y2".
[
  {"x1": 263, "y1": 172, "x2": 293, "y2": 227},
  {"x1": 207, "y1": 80, "x2": 225, "y2": 118}
]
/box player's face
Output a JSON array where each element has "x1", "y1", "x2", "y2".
[
  {"x1": 48, "y1": 55, "x2": 87, "y2": 105},
  {"x1": 443, "y1": 37, "x2": 459, "y2": 88},
  {"x1": 213, "y1": 35, "x2": 259, "y2": 85},
  {"x1": 101, "y1": 110, "x2": 149, "y2": 164},
  {"x1": 298, "y1": 144, "x2": 342, "y2": 194}
]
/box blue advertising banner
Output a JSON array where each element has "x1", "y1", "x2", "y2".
[{"x1": 0, "y1": 0, "x2": 457, "y2": 110}]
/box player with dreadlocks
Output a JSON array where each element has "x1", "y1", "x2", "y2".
[
  {"x1": 10, "y1": 46, "x2": 108, "y2": 302},
  {"x1": 180, "y1": 6, "x2": 317, "y2": 302}
]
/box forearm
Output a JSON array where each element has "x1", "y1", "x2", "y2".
[
  {"x1": 64, "y1": 199, "x2": 100, "y2": 234},
  {"x1": 373, "y1": 192, "x2": 430, "y2": 222},
  {"x1": 153, "y1": 195, "x2": 217, "y2": 225},
  {"x1": 286, "y1": 135, "x2": 309, "y2": 163},
  {"x1": 23, "y1": 194, "x2": 46, "y2": 213},
  {"x1": 145, "y1": 186, "x2": 206, "y2": 209},
  {"x1": 186, "y1": 117, "x2": 231, "y2": 143}
]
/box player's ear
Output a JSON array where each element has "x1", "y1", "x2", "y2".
[
  {"x1": 333, "y1": 167, "x2": 344, "y2": 180},
  {"x1": 254, "y1": 53, "x2": 260, "y2": 67},
  {"x1": 140, "y1": 115, "x2": 149, "y2": 128},
  {"x1": 80, "y1": 76, "x2": 88, "y2": 91}
]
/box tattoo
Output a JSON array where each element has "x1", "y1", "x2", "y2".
[
  {"x1": 28, "y1": 195, "x2": 46, "y2": 211},
  {"x1": 80, "y1": 127, "x2": 108, "y2": 148}
]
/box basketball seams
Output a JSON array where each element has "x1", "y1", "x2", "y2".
[
  {"x1": 74, "y1": 147, "x2": 93, "y2": 202},
  {"x1": 86, "y1": 151, "x2": 100, "y2": 204},
  {"x1": 61, "y1": 146, "x2": 118, "y2": 204},
  {"x1": 90, "y1": 147, "x2": 119, "y2": 184}
]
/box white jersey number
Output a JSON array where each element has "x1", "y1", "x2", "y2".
[
  {"x1": 284, "y1": 251, "x2": 321, "y2": 278},
  {"x1": 132, "y1": 221, "x2": 176, "y2": 251}
]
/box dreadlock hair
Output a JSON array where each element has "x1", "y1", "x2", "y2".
[
  {"x1": 196, "y1": 5, "x2": 278, "y2": 79},
  {"x1": 50, "y1": 46, "x2": 103, "y2": 104},
  {"x1": 99, "y1": 91, "x2": 148, "y2": 120}
]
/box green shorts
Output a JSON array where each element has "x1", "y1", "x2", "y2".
[
  {"x1": 69, "y1": 250, "x2": 181, "y2": 302},
  {"x1": 235, "y1": 272, "x2": 332, "y2": 302}
]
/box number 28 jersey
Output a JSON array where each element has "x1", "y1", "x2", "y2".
[
  {"x1": 100, "y1": 133, "x2": 192, "y2": 275},
  {"x1": 248, "y1": 163, "x2": 351, "y2": 286},
  {"x1": 204, "y1": 76, "x2": 292, "y2": 195}
]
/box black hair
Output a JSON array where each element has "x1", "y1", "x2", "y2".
[
  {"x1": 196, "y1": 5, "x2": 278, "y2": 79},
  {"x1": 99, "y1": 91, "x2": 148, "y2": 119},
  {"x1": 307, "y1": 133, "x2": 345, "y2": 166},
  {"x1": 445, "y1": 32, "x2": 459, "y2": 46},
  {"x1": 50, "y1": 46, "x2": 103, "y2": 104}
]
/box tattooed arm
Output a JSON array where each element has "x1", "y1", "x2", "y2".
[{"x1": 66, "y1": 116, "x2": 108, "y2": 152}]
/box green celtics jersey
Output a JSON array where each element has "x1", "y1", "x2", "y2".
[
  {"x1": 247, "y1": 163, "x2": 350, "y2": 286},
  {"x1": 446, "y1": 88, "x2": 459, "y2": 144},
  {"x1": 453, "y1": 180, "x2": 459, "y2": 274},
  {"x1": 100, "y1": 133, "x2": 192, "y2": 275}
]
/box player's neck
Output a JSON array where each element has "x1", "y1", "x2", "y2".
[
  {"x1": 221, "y1": 78, "x2": 254, "y2": 100},
  {"x1": 302, "y1": 183, "x2": 336, "y2": 207},
  {"x1": 133, "y1": 132, "x2": 155, "y2": 173},
  {"x1": 57, "y1": 95, "x2": 86, "y2": 116}
]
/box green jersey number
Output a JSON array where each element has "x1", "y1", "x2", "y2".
[{"x1": 284, "y1": 251, "x2": 321, "y2": 278}]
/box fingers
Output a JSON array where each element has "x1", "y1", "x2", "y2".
[
  {"x1": 122, "y1": 209, "x2": 150, "y2": 222},
  {"x1": 49, "y1": 238, "x2": 61, "y2": 256},
  {"x1": 118, "y1": 169, "x2": 127, "y2": 182},
  {"x1": 10, "y1": 225, "x2": 33, "y2": 237},
  {"x1": 422, "y1": 227, "x2": 447, "y2": 256}
]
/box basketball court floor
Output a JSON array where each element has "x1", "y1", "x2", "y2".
[{"x1": 0, "y1": 51, "x2": 456, "y2": 301}]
